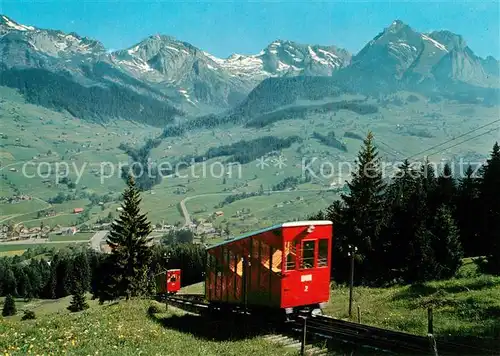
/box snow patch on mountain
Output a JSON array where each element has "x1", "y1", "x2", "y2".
[
  {"x1": 318, "y1": 48, "x2": 339, "y2": 59},
  {"x1": 118, "y1": 57, "x2": 154, "y2": 73},
  {"x1": 178, "y1": 89, "x2": 197, "y2": 106},
  {"x1": 2, "y1": 16, "x2": 34, "y2": 31},
  {"x1": 421, "y1": 34, "x2": 448, "y2": 52},
  {"x1": 166, "y1": 45, "x2": 179, "y2": 52},
  {"x1": 127, "y1": 45, "x2": 140, "y2": 55}
]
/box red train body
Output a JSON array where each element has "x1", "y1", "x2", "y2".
[
  {"x1": 204, "y1": 220, "x2": 333, "y2": 316},
  {"x1": 156, "y1": 269, "x2": 181, "y2": 294}
]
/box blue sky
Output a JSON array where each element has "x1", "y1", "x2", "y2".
[{"x1": 2, "y1": 0, "x2": 499, "y2": 58}]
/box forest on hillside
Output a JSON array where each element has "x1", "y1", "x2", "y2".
[
  {"x1": 310, "y1": 135, "x2": 500, "y2": 285},
  {"x1": 1, "y1": 135, "x2": 499, "y2": 305}
]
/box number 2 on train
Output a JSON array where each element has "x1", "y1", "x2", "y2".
[{"x1": 304, "y1": 285, "x2": 308, "y2": 292}]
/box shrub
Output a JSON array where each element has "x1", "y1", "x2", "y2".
[
  {"x1": 148, "y1": 304, "x2": 162, "y2": 315},
  {"x1": 21, "y1": 310, "x2": 36, "y2": 320},
  {"x1": 2, "y1": 294, "x2": 16, "y2": 317}
]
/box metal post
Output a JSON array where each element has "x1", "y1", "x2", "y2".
[
  {"x1": 427, "y1": 307, "x2": 433, "y2": 335},
  {"x1": 348, "y1": 245, "x2": 357, "y2": 318},
  {"x1": 300, "y1": 314, "x2": 307, "y2": 356},
  {"x1": 427, "y1": 307, "x2": 438, "y2": 356},
  {"x1": 428, "y1": 334, "x2": 438, "y2": 356},
  {"x1": 357, "y1": 305, "x2": 361, "y2": 323}
]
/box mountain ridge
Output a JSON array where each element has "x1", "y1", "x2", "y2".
[{"x1": 0, "y1": 14, "x2": 498, "y2": 125}]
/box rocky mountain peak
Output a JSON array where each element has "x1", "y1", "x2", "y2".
[
  {"x1": 0, "y1": 15, "x2": 35, "y2": 32},
  {"x1": 428, "y1": 30, "x2": 466, "y2": 51}
]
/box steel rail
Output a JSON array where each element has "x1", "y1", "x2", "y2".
[
  {"x1": 295, "y1": 315, "x2": 497, "y2": 355},
  {"x1": 164, "y1": 294, "x2": 497, "y2": 355}
]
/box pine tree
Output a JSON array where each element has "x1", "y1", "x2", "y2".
[
  {"x1": 435, "y1": 163, "x2": 457, "y2": 209},
  {"x1": 71, "y1": 252, "x2": 91, "y2": 293},
  {"x1": 430, "y1": 205, "x2": 463, "y2": 278},
  {"x1": 479, "y1": 142, "x2": 500, "y2": 273},
  {"x1": 455, "y1": 165, "x2": 481, "y2": 257},
  {"x1": 2, "y1": 267, "x2": 17, "y2": 296},
  {"x1": 2, "y1": 294, "x2": 16, "y2": 317},
  {"x1": 381, "y1": 160, "x2": 422, "y2": 282},
  {"x1": 337, "y1": 131, "x2": 386, "y2": 283},
  {"x1": 100, "y1": 175, "x2": 153, "y2": 301},
  {"x1": 55, "y1": 255, "x2": 72, "y2": 298},
  {"x1": 67, "y1": 282, "x2": 89, "y2": 312}
]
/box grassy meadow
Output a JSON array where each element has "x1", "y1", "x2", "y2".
[
  {"x1": 177, "y1": 259, "x2": 500, "y2": 342},
  {"x1": 0, "y1": 296, "x2": 300, "y2": 356}
]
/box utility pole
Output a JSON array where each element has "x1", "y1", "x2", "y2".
[{"x1": 348, "y1": 244, "x2": 357, "y2": 318}]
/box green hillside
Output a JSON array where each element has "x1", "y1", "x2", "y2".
[{"x1": 0, "y1": 297, "x2": 299, "y2": 356}]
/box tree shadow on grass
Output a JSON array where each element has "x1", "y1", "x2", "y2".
[
  {"x1": 391, "y1": 284, "x2": 438, "y2": 301},
  {"x1": 149, "y1": 312, "x2": 280, "y2": 342},
  {"x1": 392, "y1": 278, "x2": 500, "y2": 302}
]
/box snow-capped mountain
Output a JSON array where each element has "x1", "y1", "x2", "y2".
[
  {"x1": 108, "y1": 36, "x2": 351, "y2": 108},
  {"x1": 0, "y1": 15, "x2": 105, "y2": 59},
  {"x1": 204, "y1": 40, "x2": 351, "y2": 78},
  {"x1": 345, "y1": 20, "x2": 499, "y2": 89},
  {"x1": 0, "y1": 14, "x2": 498, "y2": 123}
]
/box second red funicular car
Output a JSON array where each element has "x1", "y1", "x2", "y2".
[
  {"x1": 205, "y1": 220, "x2": 333, "y2": 317},
  {"x1": 156, "y1": 269, "x2": 181, "y2": 295}
]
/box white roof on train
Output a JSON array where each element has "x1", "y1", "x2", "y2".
[
  {"x1": 206, "y1": 220, "x2": 332, "y2": 250},
  {"x1": 281, "y1": 220, "x2": 332, "y2": 227}
]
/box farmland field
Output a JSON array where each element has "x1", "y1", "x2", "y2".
[
  {"x1": 0, "y1": 241, "x2": 88, "y2": 255},
  {"x1": 48, "y1": 232, "x2": 94, "y2": 242},
  {"x1": 1, "y1": 83, "x2": 499, "y2": 250}
]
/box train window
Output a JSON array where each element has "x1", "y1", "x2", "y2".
[
  {"x1": 318, "y1": 239, "x2": 328, "y2": 267},
  {"x1": 271, "y1": 247, "x2": 282, "y2": 273},
  {"x1": 229, "y1": 250, "x2": 236, "y2": 273},
  {"x1": 261, "y1": 241, "x2": 271, "y2": 269},
  {"x1": 301, "y1": 240, "x2": 315, "y2": 269},
  {"x1": 284, "y1": 241, "x2": 296, "y2": 271}
]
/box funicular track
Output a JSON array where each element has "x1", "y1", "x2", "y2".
[
  {"x1": 164, "y1": 294, "x2": 498, "y2": 356},
  {"x1": 291, "y1": 314, "x2": 498, "y2": 355}
]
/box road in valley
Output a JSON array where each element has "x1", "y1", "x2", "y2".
[
  {"x1": 179, "y1": 188, "x2": 338, "y2": 228},
  {"x1": 90, "y1": 230, "x2": 109, "y2": 252},
  {"x1": 0, "y1": 238, "x2": 87, "y2": 245}
]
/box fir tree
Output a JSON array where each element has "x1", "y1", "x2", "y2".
[
  {"x1": 435, "y1": 163, "x2": 457, "y2": 209},
  {"x1": 455, "y1": 165, "x2": 481, "y2": 257},
  {"x1": 2, "y1": 267, "x2": 17, "y2": 296},
  {"x1": 100, "y1": 175, "x2": 153, "y2": 301},
  {"x1": 381, "y1": 160, "x2": 423, "y2": 282},
  {"x1": 430, "y1": 205, "x2": 463, "y2": 278},
  {"x1": 67, "y1": 282, "x2": 89, "y2": 312},
  {"x1": 72, "y1": 252, "x2": 91, "y2": 292},
  {"x1": 337, "y1": 131, "x2": 386, "y2": 283},
  {"x1": 480, "y1": 142, "x2": 500, "y2": 273},
  {"x1": 2, "y1": 294, "x2": 16, "y2": 317}
]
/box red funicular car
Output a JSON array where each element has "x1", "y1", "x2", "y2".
[
  {"x1": 205, "y1": 220, "x2": 333, "y2": 317},
  {"x1": 156, "y1": 269, "x2": 181, "y2": 295}
]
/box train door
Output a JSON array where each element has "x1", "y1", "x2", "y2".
[{"x1": 282, "y1": 237, "x2": 330, "y2": 308}]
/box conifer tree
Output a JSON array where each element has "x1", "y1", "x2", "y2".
[
  {"x1": 3, "y1": 267, "x2": 17, "y2": 296},
  {"x1": 72, "y1": 252, "x2": 91, "y2": 292},
  {"x1": 430, "y1": 205, "x2": 463, "y2": 278},
  {"x1": 381, "y1": 160, "x2": 422, "y2": 281},
  {"x1": 100, "y1": 175, "x2": 153, "y2": 301},
  {"x1": 2, "y1": 294, "x2": 16, "y2": 317},
  {"x1": 480, "y1": 142, "x2": 500, "y2": 273},
  {"x1": 435, "y1": 163, "x2": 457, "y2": 209},
  {"x1": 67, "y1": 282, "x2": 89, "y2": 312},
  {"x1": 337, "y1": 131, "x2": 386, "y2": 283},
  {"x1": 455, "y1": 165, "x2": 481, "y2": 257}
]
